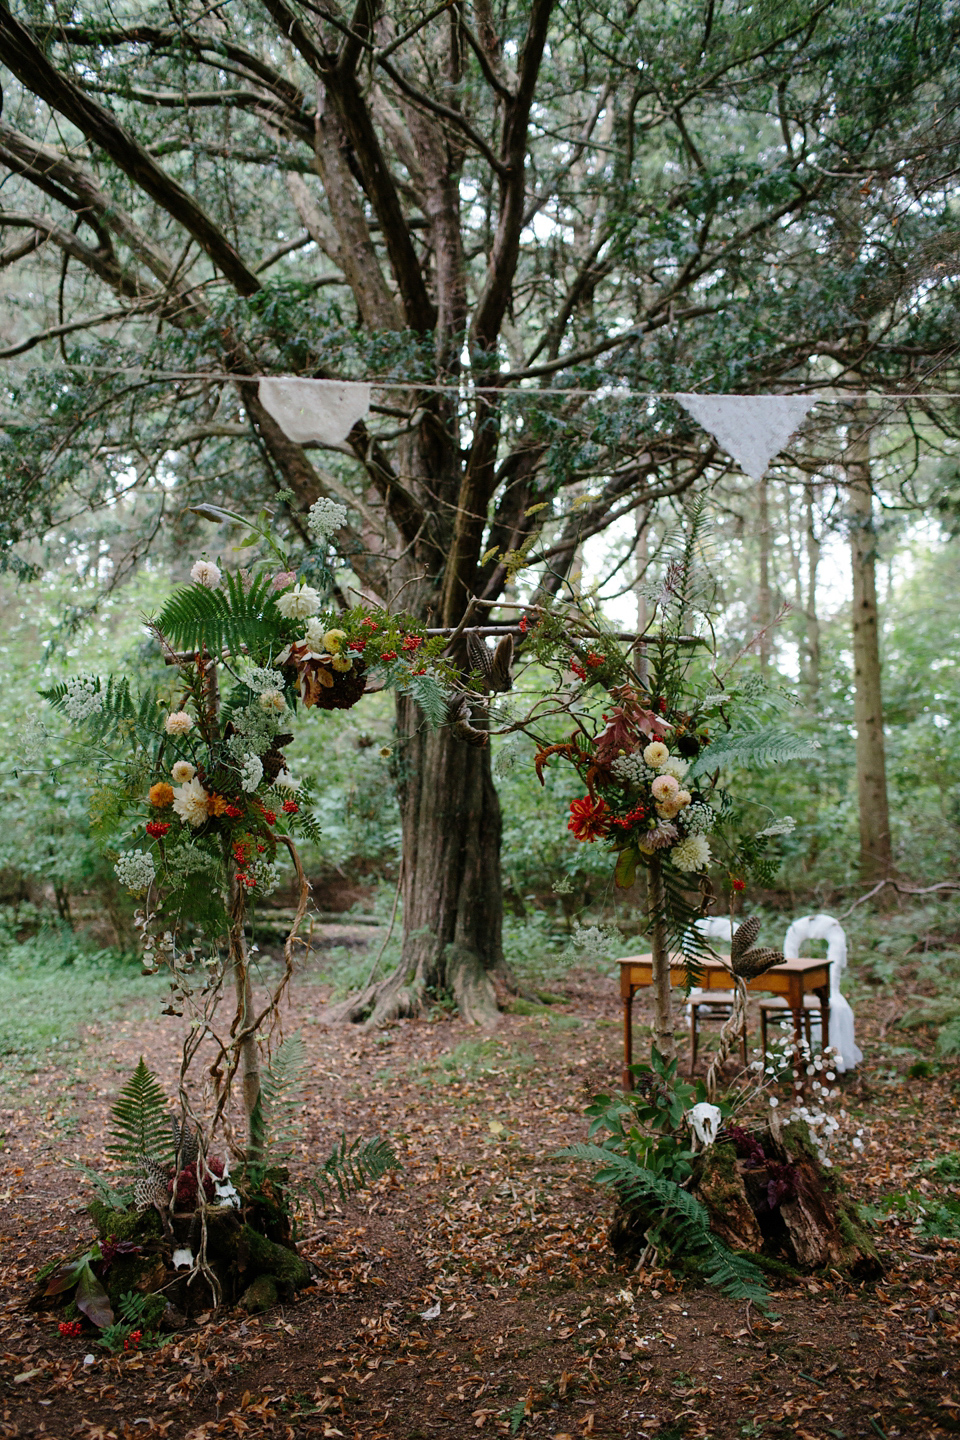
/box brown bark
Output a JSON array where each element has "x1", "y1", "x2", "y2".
[
  {"x1": 228, "y1": 875, "x2": 262, "y2": 1160},
  {"x1": 757, "y1": 476, "x2": 772, "y2": 673},
  {"x1": 847, "y1": 412, "x2": 893, "y2": 880},
  {"x1": 803, "y1": 481, "x2": 821, "y2": 703}
]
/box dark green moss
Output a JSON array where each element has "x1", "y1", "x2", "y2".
[
  {"x1": 239, "y1": 1274, "x2": 279, "y2": 1313},
  {"x1": 88, "y1": 1201, "x2": 162, "y2": 1244}
]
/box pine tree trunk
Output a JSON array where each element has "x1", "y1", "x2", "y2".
[
  {"x1": 847, "y1": 412, "x2": 893, "y2": 880},
  {"x1": 803, "y1": 481, "x2": 821, "y2": 704},
  {"x1": 757, "y1": 477, "x2": 772, "y2": 673},
  {"x1": 647, "y1": 854, "x2": 677, "y2": 1063},
  {"x1": 334, "y1": 694, "x2": 516, "y2": 1028}
]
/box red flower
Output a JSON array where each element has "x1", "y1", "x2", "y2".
[
  {"x1": 224, "y1": 804, "x2": 243, "y2": 819},
  {"x1": 348, "y1": 639, "x2": 367, "y2": 652},
  {"x1": 731, "y1": 877, "x2": 746, "y2": 893},
  {"x1": 401, "y1": 635, "x2": 423, "y2": 652},
  {"x1": 282, "y1": 800, "x2": 299, "y2": 814},
  {"x1": 586, "y1": 651, "x2": 606, "y2": 668},
  {"x1": 519, "y1": 616, "x2": 528, "y2": 633},
  {"x1": 145, "y1": 821, "x2": 171, "y2": 838},
  {"x1": 569, "y1": 657, "x2": 587, "y2": 681},
  {"x1": 262, "y1": 810, "x2": 277, "y2": 826},
  {"x1": 568, "y1": 796, "x2": 611, "y2": 842},
  {"x1": 379, "y1": 650, "x2": 397, "y2": 662}
]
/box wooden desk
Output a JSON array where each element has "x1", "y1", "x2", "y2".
[{"x1": 618, "y1": 954, "x2": 831, "y2": 1089}]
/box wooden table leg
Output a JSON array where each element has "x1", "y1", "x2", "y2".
[
  {"x1": 789, "y1": 974, "x2": 805, "y2": 1096},
  {"x1": 622, "y1": 990, "x2": 634, "y2": 1091},
  {"x1": 813, "y1": 985, "x2": 830, "y2": 1055}
]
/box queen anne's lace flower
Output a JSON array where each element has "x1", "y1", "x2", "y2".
[
  {"x1": 758, "y1": 816, "x2": 796, "y2": 837},
  {"x1": 276, "y1": 583, "x2": 322, "y2": 620},
  {"x1": 683, "y1": 801, "x2": 714, "y2": 835},
  {"x1": 240, "y1": 754, "x2": 264, "y2": 792},
  {"x1": 671, "y1": 833, "x2": 712, "y2": 872},
  {"x1": 246, "y1": 666, "x2": 285, "y2": 695},
  {"x1": 190, "y1": 559, "x2": 221, "y2": 588},
  {"x1": 165, "y1": 711, "x2": 194, "y2": 736},
  {"x1": 63, "y1": 675, "x2": 103, "y2": 722},
  {"x1": 173, "y1": 777, "x2": 211, "y2": 827},
  {"x1": 115, "y1": 850, "x2": 156, "y2": 892},
  {"x1": 308, "y1": 496, "x2": 348, "y2": 544},
  {"x1": 610, "y1": 754, "x2": 653, "y2": 785}
]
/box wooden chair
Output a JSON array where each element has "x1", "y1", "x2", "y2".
[
  {"x1": 758, "y1": 913, "x2": 862, "y2": 1070},
  {"x1": 687, "y1": 918, "x2": 748, "y2": 1075}
]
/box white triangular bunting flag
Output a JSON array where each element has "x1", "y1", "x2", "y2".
[
  {"x1": 258, "y1": 377, "x2": 371, "y2": 449},
  {"x1": 675, "y1": 393, "x2": 818, "y2": 480}
]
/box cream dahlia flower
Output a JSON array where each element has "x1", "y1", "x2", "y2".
[
  {"x1": 165, "y1": 710, "x2": 194, "y2": 736},
  {"x1": 190, "y1": 559, "x2": 221, "y2": 588},
  {"x1": 276, "y1": 583, "x2": 322, "y2": 619},
  {"x1": 171, "y1": 760, "x2": 196, "y2": 783},
  {"x1": 173, "y1": 777, "x2": 211, "y2": 827},
  {"x1": 651, "y1": 773, "x2": 680, "y2": 802},
  {"x1": 642, "y1": 740, "x2": 669, "y2": 768},
  {"x1": 671, "y1": 833, "x2": 712, "y2": 873}
]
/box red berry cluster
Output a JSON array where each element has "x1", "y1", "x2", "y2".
[
  {"x1": 586, "y1": 651, "x2": 606, "y2": 668},
  {"x1": 123, "y1": 1329, "x2": 142, "y2": 1351},
  {"x1": 348, "y1": 639, "x2": 367, "y2": 652},
  {"x1": 224, "y1": 803, "x2": 243, "y2": 819},
  {"x1": 611, "y1": 802, "x2": 651, "y2": 830},
  {"x1": 401, "y1": 635, "x2": 422, "y2": 652},
  {"x1": 379, "y1": 650, "x2": 398, "y2": 661},
  {"x1": 262, "y1": 810, "x2": 276, "y2": 826},
  {"x1": 58, "y1": 1320, "x2": 83, "y2": 1338},
  {"x1": 281, "y1": 800, "x2": 299, "y2": 814},
  {"x1": 361, "y1": 618, "x2": 378, "y2": 630},
  {"x1": 518, "y1": 616, "x2": 529, "y2": 633},
  {"x1": 569, "y1": 657, "x2": 587, "y2": 681},
  {"x1": 145, "y1": 821, "x2": 171, "y2": 838},
  {"x1": 731, "y1": 877, "x2": 746, "y2": 892}
]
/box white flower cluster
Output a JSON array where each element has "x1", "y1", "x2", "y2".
[
  {"x1": 752, "y1": 1039, "x2": 858, "y2": 1166},
  {"x1": 308, "y1": 496, "x2": 348, "y2": 544},
  {"x1": 610, "y1": 754, "x2": 654, "y2": 785},
  {"x1": 672, "y1": 833, "x2": 712, "y2": 872},
  {"x1": 250, "y1": 859, "x2": 281, "y2": 896},
  {"x1": 683, "y1": 801, "x2": 714, "y2": 835},
  {"x1": 276, "y1": 583, "x2": 322, "y2": 620},
  {"x1": 63, "y1": 675, "x2": 103, "y2": 723},
  {"x1": 115, "y1": 849, "x2": 156, "y2": 893},
  {"x1": 240, "y1": 754, "x2": 264, "y2": 792},
  {"x1": 570, "y1": 919, "x2": 625, "y2": 960},
  {"x1": 227, "y1": 704, "x2": 283, "y2": 757},
  {"x1": 245, "y1": 666, "x2": 285, "y2": 695},
  {"x1": 758, "y1": 816, "x2": 797, "y2": 837}
]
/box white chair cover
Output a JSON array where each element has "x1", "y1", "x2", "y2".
[{"x1": 782, "y1": 913, "x2": 862, "y2": 1072}]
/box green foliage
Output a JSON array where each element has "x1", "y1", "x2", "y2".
[
  {"x1": 584, "y1": 1047, "x2": 718, "y2": 1184},
  {"x1": 297, "y1": 1135, "x2": 400, "y2": 1215},
  {"x1": 97, "y1": 1290, "x2": 167, "y2": 1353},
  {"x1": 106, "y1": 1059, "x2": 171, "y2": 1172},
  {"x1": 689, "y1": 726, "x2": 820, "y2": 778},
  {"x1": 560, "y1": 1142, "x2": 771, "y2": 1309},
  {"x1": 407, "y1": 672, "x2": 450, "y2": 730},
  {"x1": 255, "y1": 1033, "x2": 307, "y2": 1164},
  {"x1": 154, "y1": 572, "x2": 283, "y2": 659}
]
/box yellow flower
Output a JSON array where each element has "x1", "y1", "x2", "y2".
[
  {"x1": 643, "y1": 740, "x2": 669, "y2": 768},
  {"x1": 323, "y1": 628, "x2": 347, "y2": 654},
  {"x1": 331, "y1": 653, "x2": 352, "y2": 673},
  {"x1": 149, "y1": 782, "x2": 174, "y2": 808}
]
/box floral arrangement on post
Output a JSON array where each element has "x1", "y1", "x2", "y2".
[
  {"x1": 453, "y1": 507, "x2": 816, "y2": 1067},
  {"x1": 43, "y1": 502, "x2": 448, "y2": 1316}
]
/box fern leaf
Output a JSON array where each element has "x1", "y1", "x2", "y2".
[
  {"x1": 298, "y1": 1135, "x2": 400, "y2": 1215},
  {"x1": 259, "y1": 1034, "x2": 307, "y2": 1162},
  {"x1": 407, "y1": 672, "x2": 449, "y2": 729},
  {"x1": 154, "y1": 572, "x2": 281, "y2": 657},
  {"x1": 687, "y1": 726, "x2": 819, "y2": 779},
  {"x1": 106, "y1": 1058, "x2": 171, "y2": 1172}
]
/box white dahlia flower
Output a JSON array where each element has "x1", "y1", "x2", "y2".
[
  {"x1": 671, "y1": 833, "x2": 712, "y2": 873},
  {"x1": 190, "y1": 559, "x2": 221, "y2": 588},
  {"x1": 172, "y1": 777, "x2": 211, "y2": 827},
  {"x1": 276, "y1": 583, "x2": 322, "y2": 620}
]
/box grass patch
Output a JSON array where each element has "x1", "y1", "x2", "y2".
[
  {"x1": 411, "y1": 1038, "x2": 536, "y2": 1083},
  {"x1": 0, "y1": 922, "x2": 162, "y2": 1074}
]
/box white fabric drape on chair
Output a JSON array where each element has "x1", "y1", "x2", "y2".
[{"x1": 782, "y1": 913, "x2": 862, "y2": 1071}]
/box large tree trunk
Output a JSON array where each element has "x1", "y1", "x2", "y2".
[
  {"x1": 331, "y1": 696, "x2": 516, "y2": 1028},
  {"x1": 756, "y1": 476, "x2": 772, "y2": 673},
  {"x1": 847, "y1": 412, "x2": 893, "y2": 880},
  {"x1": 803, "y1": 481, "x2": 822, "y2": 705}
]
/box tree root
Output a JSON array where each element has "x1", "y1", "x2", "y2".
[{"x1": 319, "y1": 945, "x2": 517, "y2": 1029}]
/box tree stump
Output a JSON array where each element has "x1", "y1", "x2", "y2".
[{"x1": 689, "y1": 1119, "x2": 881, "y2": 1277}]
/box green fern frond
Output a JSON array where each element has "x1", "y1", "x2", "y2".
[
  {"x1": 154, "y1": 572, "x2": 281, "y2": 657},
  {"x1": 688, "y1": 726, "x2": 819, "y2": 779},
  {"x1": 106, "y1": 1058, "x2": 171, "y2": 1172},
  {"x1": 407, "y1": 672, "x2": 449, "y2": 729},
  {"x1": 298, "y1": 1135, "x2": 400, "y2": 1215},
  {"x1": 558, "y1": 1142, "x2": 771, "y2": 1310},
  {"x1": 258, "y1": 1033, "x2": 307, "y2": 1162}
]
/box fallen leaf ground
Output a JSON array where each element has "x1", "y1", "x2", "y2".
[{"x1": 1, "y1": 927, "x2": 959, "y2": 1440}]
